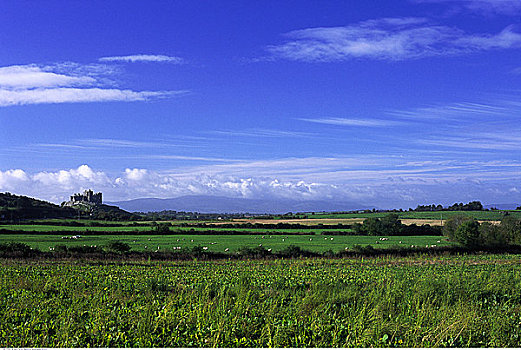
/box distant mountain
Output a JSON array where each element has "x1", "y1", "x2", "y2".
[
  {"x1": 484, "y1": 203, "x2": 519, "y2": 210},
  {"x1": 108, "y1": 195, "x2": 366, "y2": 214}
]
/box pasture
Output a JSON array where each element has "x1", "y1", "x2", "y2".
[
  {"x1": 0, "y1": 234, "x2": 449, "y2": 253},
  {"x1": 0, "y1": 224, "x2": 352, "y2": 235},
  {"x1": 3, "y1": 255, "x2": 521, "y2": 347}
]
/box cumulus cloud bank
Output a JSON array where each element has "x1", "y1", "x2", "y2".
[{"x1": 2, "y1": 163, "x2": 521, "y2": 208}]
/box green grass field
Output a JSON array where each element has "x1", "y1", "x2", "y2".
[
  {"x1": 0, "y1": 234, "x2": 449, "y2": 253},
  {"x1": 0, "y1": 224, "x2": 156, "y2": 232},
  {"x1": 0, "y1": 224, "x2": 352, "y2": 234},
  {"x1": 3, "y1": 255, "x2": 521, "y2": 347}
]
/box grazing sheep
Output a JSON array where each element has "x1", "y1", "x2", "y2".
[
  {"x1": 267, "y1": 248, "x2": 272, "y2": 252},
  {"x1": 224, "y1": 248, "x2": 229, "y2": 252},
  {"x1": 330, "y1": 237, "x2": 334, "y2": 240},
  {"x1": 202, "y1": 246, "x2": 208, "y2": 250}
]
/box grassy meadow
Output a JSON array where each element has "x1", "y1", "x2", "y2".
[
  {"x1": 0, "y1": 233, "x2": 449, "y2": 253},
  {"x1": 3, "y1": 255, "x2": 521, "y2": 347}
]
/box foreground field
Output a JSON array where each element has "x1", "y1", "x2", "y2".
[
  {"x1": 2, "y1": 255, "x2": 521, "y2": 347},
  {"x1": 0, "y1": 234, "x2": 449, "y2": 253}
]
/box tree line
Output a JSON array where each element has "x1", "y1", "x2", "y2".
[
  {"x1": 353, "y1": 214, "x2": 442, "y2": 236},
  {"x1": 443, "y1": 215, "x2": 521, "y2": 248}
]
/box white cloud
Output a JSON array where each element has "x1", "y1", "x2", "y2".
[
  {"x1": 0, "y1": 65, "x2": 95, "y2": 89},
  {"x1": 209, "y1": 128, "x2": 313, "y2": 138},
  {"x1": 0, "y1": 63, "x2": 185, "y2": 106},
  {"x1": 124, "y1": 168, "x2": 148, "y2": 181},
  {"x1": 32, "y1": 165, "x2": 112, "y2": 189},
  {"x1": 99, "y1": 54, "x2": 184, "y2": 63},
  {"x1": 0, "y1": 169, "x2": 30, "y2": 191},
  {"x1": 267, "y1": 18, "x2": 521, "y2": 62},
  {"x1": 412, "y1": 0, "x2": 521, "y2": 15},
  {"x1": 2, "y1": 162, "x2": 521, "y2": 208},
  {"x1": 387, "y1": 101, "x2": 509, "y2": 121},
  {"x1": 0, "y1": 87, "x2": 178, "y2": 106},
  {"x1": 299, "y1": 117, "x2": 399, "y2": 127}
]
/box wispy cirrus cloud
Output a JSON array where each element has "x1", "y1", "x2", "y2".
[
  {"x1": 0, "y1": 63, "x2": 185, "y2": 106},
  {"x1": 418, "y1": 128, "x2": 521, "y2": 151},
  {"x1": 209, "y1": 128, "x2": 313, "y2": 138},
  {"x1": 412, "y1": 0, "x2": 521, "y2": 15},
  {"x1": 99, "y1": 54, "x2": 184, "y2": 63},
  {"x1": 266, "y1": 17, "x2": 521, "y2": 62},
  {"x1": 0, "y1": 87, "x2": 179, "y2": 107},
  {"x1": 0, "y1": 65, "x2": 95, "y2": 89},
  {"x1": 387, "y1": 101, "x2": 509, "y2": 120},
  {"x1": 298, "y1": 117, "x2": 400, "y2": 127}
]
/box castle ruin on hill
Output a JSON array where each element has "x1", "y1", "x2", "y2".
[{"x1": 65, "y1": 189, "x2": 102, "y2": 206}]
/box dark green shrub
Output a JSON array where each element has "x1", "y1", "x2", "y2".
[{"x1": 105, "y1": 240, "x2": 131, "y2": 253}]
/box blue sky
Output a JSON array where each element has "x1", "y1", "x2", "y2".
[{"x1": 1, "y1": 0, "x2": 521, "y2": 208}]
